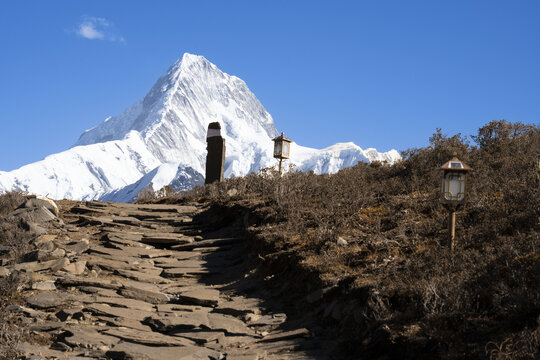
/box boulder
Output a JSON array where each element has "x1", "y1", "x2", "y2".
[{"x1": 20, "y1": 197, "x2": 59, "y2": 217}]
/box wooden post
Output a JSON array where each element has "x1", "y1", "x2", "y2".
[
  {"x1": 205, "y1": 122, "x2": 226, "y2": 184},
  {"x1": 448, "y1": 209, "x2": 456, "y2": 253},
  {"x1": 278, "y1": 158, "x2": 283, "y2": 176}
]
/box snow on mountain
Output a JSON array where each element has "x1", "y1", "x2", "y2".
[
  {"x1": 0, "y1": 131, "x2": 160, "y2": 200},
  {"x1": 0, "y1": 53, "x2": 400, "y2": 201}
]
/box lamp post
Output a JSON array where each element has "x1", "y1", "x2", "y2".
[
  {"x1": 272, "y1": 132, "x2": 292, "y2": 176},
  {"x1": 439, "y1": 154, "x2": 472, "y2": 253}
]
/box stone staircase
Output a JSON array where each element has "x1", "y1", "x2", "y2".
[{"x1": 5, "y1": 200, "x2": 323, "y2": 359}]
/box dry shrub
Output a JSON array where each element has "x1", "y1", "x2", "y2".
[
  {"x1": 165, "y1": 121, "x2": 539, "y2": 358},
  {"x1": 0, "y1": 192, "x2": 29, "y2": 359},
  {"x1": 0, "y1": 192, "x2": 26, "y2": 217}
]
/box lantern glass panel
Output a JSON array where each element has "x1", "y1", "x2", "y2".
[
  {"x1": 282, "y1": 142, "x2": 290, "y2": 158},
  {"x1": 443, "y1": 173, "x2": 465, "y2": 201},
  {"x1": 274, "y1": 141, "x2": 282, "y2": 157}
]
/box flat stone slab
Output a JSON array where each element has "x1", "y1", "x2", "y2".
[
  {"x1": 171, "y1": 237, "x2": 245, "y2": 251},
  {"x1": 57, "y1": 276, "x2": 123, "y2": 290},
  {"x1": 207, "y1": 313, "x2": 257, "y2": 336},
  {"x1": 146, "y1": 311, "x2": 210, "y2": 331},
  {"x1": 140, "y1": 233, "x2": 194, "y2": 246},
  {"x1": 119, "y1": 288, "x2": 170, "y2": 304},
  {"x1": 18, "y1": 342, "x2": 87, "y2": 359},
  {"x1": 65, "y1": 240, "x2": 90, "y2": 254},
  {"x1": 156, "y1": 304, "x2": 212, "y2": 313},
  {"x1": 115, "y1": 268, "x2": 167, "y2": 284},
  {"x1": 25, "y1": 291, "x2": 71, "y2": 309},
  {"x1": 257, "y1": 328, "x2": 311, "y2": 343},
  {"x1": 171, "y1": 330, "x2": 225, "y2": 345},
  {"x1": 84, "y1": 303, "x2": 155, "y2": 322},
  {"x1": 88, "y1": 296, "x2": 155, "y2": 312},
  {"x1": 81, "y1": 254, "x2": 134, "y2": 271},
  {"x1": 107, "y1": 341, "x2": 220, "y2": 360},
  {"x1": 103, "y1": 327, "x2": 195, "y2": 347},
  {"x1": 63, "y1": 327, "x2": 120, "y2": 350},
  {"x1": 162, "y1": 267, "x2": 211, "y2": 277},
  {"x1": 176, "y1": 287, "x2": 220, "y2": 306},
  {"x1": 96, "y1": 316, "x2": 154, "y2": 332},
  {"x1": 79, "y1": 286, "x2": 122, "y2": 298},
  {"x1": 12, "y1": 258, "x2": 59, "y2": 272}
]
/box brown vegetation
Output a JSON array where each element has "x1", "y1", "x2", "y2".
[
  {"x1": 153, "y1": 120, "x2": 540, "y2": 359},
  {"x1": 0, "y1": 191, "x2": 28, "y2": 359}
]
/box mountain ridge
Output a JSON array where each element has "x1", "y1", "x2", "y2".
[{"x1": 0, "y1": 53, "x2": 400, "y2": 201}]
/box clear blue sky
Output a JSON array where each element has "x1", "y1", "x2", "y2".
[{"x1": 1, "y1": 0, "x2": 539, "y2": 171}]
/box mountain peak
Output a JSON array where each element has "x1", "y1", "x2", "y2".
[{"x1": 0, "y1": 54, "x2": 400, "y2": 202}]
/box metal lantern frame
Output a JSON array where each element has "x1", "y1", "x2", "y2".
[
  {"x1": 439, "y1": 155, "x2": 472, "y2": 253},
  {"x1": 439, "y1": 156, "x2": 472, "y2": 208},
  {"x1": 272, "y1": 132, "x2": 292, "y2": 175},
  {"x1": 273, "y1": 132, "x2": 292, "y2": 159}
]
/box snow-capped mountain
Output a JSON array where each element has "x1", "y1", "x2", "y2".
[{"x1": 0, "y1": 53, "x2": 400, "y2": 202}]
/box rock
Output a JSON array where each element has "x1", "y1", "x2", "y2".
[
  {"x1": 162, "y1": 267, "x2": 210, "y2": 277},
  {"x1": 89, "y1": 296, "x2": 155, "y2": 312},
  {"x1": 20, "y1": 197, "x2": 59, "y2": 217},
  {"x1": 117, "y1": 280, "x2": 170, "y2": 304},
  {"x1": 176, "y1": 286, "x2": 220, "y2": 306},
  {"x1": 140, "y1": 233, "x2": 194, "y2": 246},
  {"x1": 337, "y1": 237, "x2": 348, "y2": 247},
  {"x1": 13, "y1": 258, "x2": 59, "y2": 273},
  {"x1": 103, "y1": 327, "x2": 195, "y2": 346},
  {"x1": 78, "y1": 286, "x2": 121, "y2": 298},
  {"x1": 34, "y1": 241, "x2": 55, "y2": 252},
  {"x1": 82, "y1": 254, "x2": 134, "y2": 271},
  {"x1": 22, "y1": 221, "x2": 48, "y2": 235},
  {"x1": 0, "y1": 267, "x2": 10, "y2": 277},
  {"x1": 50, "y1": 257, "x2": 70, "y2": 272},
  {"x1": 34, "y1": 234, "x2": 57, "y2": 244},
  {"x1": 31, "y1": 280, "x2": 56, "y2": 291},
  {"x1": 107, "y1": 342, "x2": 220, "y2": 360},
  {"x1": 25, "y1": 291, "x2": 71, "y2": 309},
  {"x1": 207, "y1": 313, "x2": 257, "y2": 336},
  {"x1": 256, "y1": 328, "x2": 310, "y2": 343},
  {"x1": 84, "y1": 303, "x2": 155, "y2": 322},
  {"x1": 10, "y1": 206, "x2": 56, "y2": 223},
  {"x1": 171, "y1": 330, "x2": 224, "y2": 345},
  {"x1": 49, "y1": 248, "x2": 66, "y2": 259},
  {"x1": 63, "y1": 327, "x2": 120, "y2": 350},
  {"x1": 57, "y1": 276, "x2": 123, "y2": 290},
  {"x1": 145, "y1": 311, "x2": 211, "y2": 331},
  {"x1": 114, "y1": 268, "x2": 166, "y2": 284},
  {"x1": 65, "y1": 240, "x2": 89, "y2": 255},
  {"x1": 56, "y1": 308, "x2": 84, "y2": 321},
  {"x1": 119, "y1": 288, "x2": 169, "y2": 304},
  {"x1": 62, "y1": 260, "x2": 87, "y2": 275}
]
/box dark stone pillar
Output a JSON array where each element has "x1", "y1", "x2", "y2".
[{"x1": 205, "y1": 122, "x2": 226, "y2": 184}]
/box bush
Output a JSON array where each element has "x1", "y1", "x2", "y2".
[{"x1": 162, "y1": 120, "x2": 539, "y2": 358}]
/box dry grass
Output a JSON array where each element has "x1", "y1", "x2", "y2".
[
  {"x1": 147, "y1": 120, "x2": 540, "y2": 359},
  {"x1": 0, "y1": 192, "x2": 29, "y2": 359}
]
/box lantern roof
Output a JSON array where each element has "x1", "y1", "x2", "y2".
[
  {"x1": 439, "y1": 156, "x2": 472, "y2": 172},
  {"x1": 272, "y1": 132, "x2": 292, "y2": 143}
]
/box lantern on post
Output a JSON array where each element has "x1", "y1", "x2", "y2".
[
  {"x1": 272, "y1": 132, "x2": 292, "y2": 176},
  {"x1": 439, "y1": 154, "x2": 472, "y2": 253}
]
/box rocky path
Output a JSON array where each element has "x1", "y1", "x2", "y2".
[{"x1": 5, "y1": 200, "x2": 323, "y2": 359}]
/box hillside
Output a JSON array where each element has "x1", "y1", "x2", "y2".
[
  {"x1": 150, "y1": 120, "x2": 539, "y2": 359},
  {"x1": 0, "y1": 120, "x2": 538, "y2": 359}
]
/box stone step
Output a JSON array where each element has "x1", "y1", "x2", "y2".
[{"x1": 171, "y1": 237, "x2": 245, "y2": 251}]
